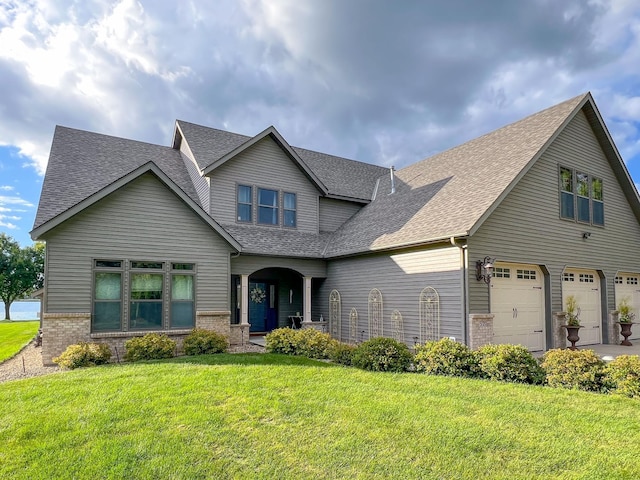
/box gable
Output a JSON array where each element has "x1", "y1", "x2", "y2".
[{"x1": 207, "y1": 136, "x2": 322, "y2": 234}]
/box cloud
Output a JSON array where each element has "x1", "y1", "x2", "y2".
[
  {"x1": 0, "y1": 0, "x2": 639, "y2": 180},
  {"x1": 0, "y1": 185, "x2": 14, "y2": 191},
  {"x1": 0, "y1": 221, "x2": 17, "y2": 229},
  {"x1": 0, "y1": 195, "x2": 34, "y2": 207}
]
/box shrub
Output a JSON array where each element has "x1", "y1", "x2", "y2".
[
  {"x1": 265, "y1": 328, "x2": 299, "y2": 355},
  {"x1": 475, "y1": 344, "x2": 545, "y2": 384},
  {"x1": 53, "y1": 342, "x2": 112, "y2": 369},
  {"x1": 414, "y1": 338, "x2": 479, "y2": 377},
  {"x1": 352, "y1": 337, "x2": 412, "y2": 372},
  {"x1": 295, "y1": 328, "x2": 338, "y2": 359},
  {"x1": 124, "y1": 333, "x2": 176, "y2": 362},
  {"x1": 603, "y1": 355, "x2": 640, "y2": 398},
  {"x1": 541, "y1": 349, "x2": 605, "y2": 392},
  {"x1": 328, "y1": 342, "x2": 357, "y2": 366},
  {"x1": 265, "y1": 328, "x2": 338, "y2": 359},
  {"x1": 184, "y1": 329, "x2": 228, "y2": 355}
]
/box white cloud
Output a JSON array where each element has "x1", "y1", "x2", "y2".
[
  {"x1": 0, "y1": 185, "x2": 14, "y2": 191},
  {"x1": 0, "y1": 195, "x2": 34, "y2": 207},
  {"x1": 0, "y1": 220, "x2": 17, "y2": 229}
]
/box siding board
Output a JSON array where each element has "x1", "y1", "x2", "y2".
[
  {"x1": 468, "y1": 110, "x2": 640, "y2": 322},
  {"x1": 319, "y1": 198, "x2": 362, "y2": 232},
  {"x1": 44, "y1": 173, "x2": 233, "y2": 313}
]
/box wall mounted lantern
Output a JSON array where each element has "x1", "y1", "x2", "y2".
[{"x1": 476, "y1": 256, "x2": 495, "y2": 284}]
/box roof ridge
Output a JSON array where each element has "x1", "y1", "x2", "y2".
[{"x1": 55, "y1": 125, "x2": 177, "y2": 150}]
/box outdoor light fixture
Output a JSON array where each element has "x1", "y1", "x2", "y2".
[{"x1": 476, "y1": 256, "x2": 495, "y2": 284}]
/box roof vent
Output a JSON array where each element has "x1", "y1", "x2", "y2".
[{"x1": 389, "y1": 166, "x2": 396, "y2": 194}]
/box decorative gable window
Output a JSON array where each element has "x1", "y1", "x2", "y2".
[
  {"x1": 258, "y1": 188, "x2": 279, "y2": 225},
  {"x1": 237, "y1": 185, "x2": 252, "y2": 222},
  {"x1": 283, "y1": 192, "x2": 297, "y2": 227},
  {"x1": 559, "y1": 166, "x2": 604, "y2": 226}
]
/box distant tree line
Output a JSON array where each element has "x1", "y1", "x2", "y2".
[{"x1": 0, "y1": 233, "x2": 44, "y2": 320}]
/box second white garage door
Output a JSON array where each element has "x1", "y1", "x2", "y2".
[
  {"x1": 562, "y1": 268, "x2": 601, "y2": 346},
  {"x1": 615, "y1": 273, "x2": 640, "y2": 341},
  {"x1": 490, "y1": 263, "x2": 545, "y2": 351}
]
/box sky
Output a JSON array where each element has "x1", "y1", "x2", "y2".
[{"x1": 1, "y1": 0, "x2": 640, "y2": 246}]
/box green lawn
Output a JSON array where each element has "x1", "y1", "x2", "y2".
[
  {"x1": 0, "y1": 321, "x2": 39, "y2": 362},
  {"x1": 1, "y1": 354, "x2": 639, "y2": 479}
]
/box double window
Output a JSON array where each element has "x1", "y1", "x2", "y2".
[
  {"x1": 92, "y1": 260, "x2": 195, "y2": 333},
  {"x1": 237, "y1": 184, "x2": 297, "y2": 228},
  {"x1": 559, "y1": 167, "x2": 604, "y2": 226}
]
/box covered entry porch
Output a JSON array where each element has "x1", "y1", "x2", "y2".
[{"x1": 230, "y1": 255, "x2": 327, "y2": 335}]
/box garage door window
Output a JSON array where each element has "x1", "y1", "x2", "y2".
[
  {"x1": 517, "y1": 269, "x2": 537, "y2": 280},
  {"x1": 615, "y1": 276, "x2": 623, "y2": 284},
  {"x1": 563, "y1": 273, "x2": 575, "y2": 282},
  {"x1": 627, "y1": 277, "x2": 638, "y2": 285},
  {"x1": 494, "y1": 267, "x2": 510, "y2": 278},
  {"x1": 579, "y1": 273, "x2": 595, "y2": 283}
]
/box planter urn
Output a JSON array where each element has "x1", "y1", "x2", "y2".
[
  {"x1": 562, "y1": 325, "x2": 582, "y2": 350},
  {"x1": 617, "y1": 322, "x2": 635, "y2": 347}
]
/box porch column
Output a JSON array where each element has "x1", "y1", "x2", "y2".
[
  {"x1": 302, "y1": 276, "x2": 313, "y2": 326},
  {"x1": 241, "y1": 274, "x2": 249, "y2": 326}
]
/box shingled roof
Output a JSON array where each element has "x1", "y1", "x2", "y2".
[
  {"x1": 33, "y1": 126, "x2": 202, "y2": 230},
  {"x1": 175, "y1": 120, "x2": 387, "y2": 202},
  {"x1": 324, "y1": 93, "x2": 591, "y2": 257}
]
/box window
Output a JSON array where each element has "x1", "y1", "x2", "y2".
[
  {"x1": 517, "y1": 269, "x2": 537, "y2": 280},
  {"x1": 559, "y1": 166, "x2": 604, "y2": 225},
  {"x1": 627, "y1": 277, "x2": 638, "y2": 285},
  {"x1": 91, "y1": 260, "x2": 196, "y2": 333},
  {"x1": 258, "y1": 188, "x2": 279, "y2": 225},
  {"x1": 563, "y1": 273, "x2": 575, "y2": 282},
  {"x1": 93, "y1": 260, "x2": 122, "y2": 332},
  {"x1": 494, "y1": 267, "x2": 510, "y2": 278},
  {"x1": 579, "y1": 273, "x2": 594, "y2": 283},
  {"x1": 615, "y1": 276, "x2": 623, "y2": 284},
  {"x1": 237, "y1": 185, "x2": 252, "y2": 222},
  {"x1": 283, "y1": 192, "x2": 296, "y2": 227}
]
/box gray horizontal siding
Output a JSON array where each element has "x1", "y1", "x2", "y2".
[
  {"x1": 44, "y1": 173, "x2": 233, "y2": 313},
  {"x1": 469, "y1": 109, "x2": 640, "y2": 317},
  {"x1": 208, "y1": 137, "x2": 320, "y2": 233},
  {"x1": 319, "y1": 197, "x2": 362, "y2": 232},
  {"x1": 318, "y1": 246, "x2": 464, "y2": 344},
  {"x1": 180, "y1": 140, "x2": 210, "y2": 212},
  {"x1": 231, "y1": 255, "x2": 327, "y2": 278}
]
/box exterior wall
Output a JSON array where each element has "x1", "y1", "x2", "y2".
[
  {"x1": 180, "y1": 139, "x2": 210, "y2": 212},
  {"x1": 319, "y1": 197, "x2": 362, "y2": 232},
  {"x1": 208, "y1": 137, "x2": 321, "y2": 233},
  {"x1": 468, "y1": 110, "x2": 640, "y2": 344},
  {"x1": 231, "y1": 255, "x2": 327, "y2": 278},
  {"x1": 41, "y1": 173, "x2": 235, "y2": 362},
  {"x1": 319, "y1": 245, "x2": 464, "y2": 344}
]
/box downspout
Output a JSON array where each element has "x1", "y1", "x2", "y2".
[{"x1": 450, "y1": 236, "x2": 468, "y2": 345}]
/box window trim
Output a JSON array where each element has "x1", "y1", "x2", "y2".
[
  {"x1": 558, "y1": 165, "x2": 604, "y2": 227},
  {"x1": 236, "y1": 184, "x2": 253, "y2": 224},
  {"x1": 257, "y1": 187, "x2": 279, "y2": 226},
  {"x1": 283, "y1": 191, "x2": 297, "y2": 228},
  {"x1": 92, "y1": 260, "x2": 123, "y2": 333}
]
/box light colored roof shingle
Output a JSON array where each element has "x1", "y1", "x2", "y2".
[{"x1": 324, "y1": 94, "x2": 589, "y2": 257}]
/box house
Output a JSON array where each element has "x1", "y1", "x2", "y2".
[{"x1": 31, "y1": 92, "x2": 640, "y2": 364}]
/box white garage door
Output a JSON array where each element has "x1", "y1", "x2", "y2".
[
  {"x1": 615, "y1": 273, "x2": 640, "y2": 341},
  {"x1": 562, "y1": 268, "x2": 601, "y2": 346},
  {"x1": 490, "y1": 263, "x2": 545, "y2": 351}
]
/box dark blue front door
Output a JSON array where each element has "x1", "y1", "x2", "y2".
[{"x1": 249, "y1": 282, "x2": 277, "y2": 332}]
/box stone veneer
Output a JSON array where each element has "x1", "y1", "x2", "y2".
[
  {"x1": 41, "y1": 310, "x2": 233, "y2": 366},
  {"x1": 468, "y1": 313, "x2": 494, "y2": 350},
  {"x1": 608, "y1": 310, "x2": 621, "y2": 346},
  {"x1": 552, "y1": 312, "x2": 568, "y2": 349}
]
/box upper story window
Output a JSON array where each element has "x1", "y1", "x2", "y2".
[
  {"x1": 237, "y1": 185, "x2": 252, "y2": 223},
  {"x1": 258, "y1": 188, "x2": 279, "y2": 225},
  {"x1": 283, "y1": 192, "x2": 297, "y2": 227},
  {"x1": 559, "y1": 166, "x2": 603, "y2": 226}
]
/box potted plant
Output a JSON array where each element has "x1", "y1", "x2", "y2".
[
  {"x1": 616, "y1": 298, "x2": 636, "y2": 346},
  {"x1": 562, "y1": 295, "x2": 582, "y2": 350}
]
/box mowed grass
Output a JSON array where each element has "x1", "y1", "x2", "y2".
[
  {"x1": 0, "y1": 321, "x2": 39, "y2": 362},
  {"x1": 1, "y1": 354, "x2": 639, "y2": 479}
]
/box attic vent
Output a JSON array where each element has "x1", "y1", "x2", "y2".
[{"x1": 389, "y1": 166, "x2": 396, "y2": 194}]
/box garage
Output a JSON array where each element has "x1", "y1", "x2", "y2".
[
  {"x1": 490, "y1": 262, "x2": 545, "y2": 351},
  {"x1": 562, "y1": 268, "x2": 601, "y2": 346},
  {"x1": 615, "y1": 272, "x2": 640, "y2": 341}
]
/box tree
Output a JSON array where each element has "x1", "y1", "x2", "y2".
[{"x1": 0, "y1": 234, "x2": 44, "y2": 320}]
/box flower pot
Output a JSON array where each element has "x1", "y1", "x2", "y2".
[
  {"x1": 562, "y1": 325, "x2": 582, "y2": 350},
  {"x1": 617, "y1": 322, "x2": 635, "y2": 346}
]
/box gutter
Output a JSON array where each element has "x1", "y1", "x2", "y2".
[{"x1": 450, "y1": 236, "x2": 468, "y2": 345}]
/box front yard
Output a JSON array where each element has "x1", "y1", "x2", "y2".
[{"x1": 1, "y1": 353, "x2": 639, "y2": 479}]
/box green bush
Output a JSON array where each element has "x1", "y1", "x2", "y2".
[
  {"x1": 328, "y1": 342, "x2": 357, "y2": 366},
  {"x1": 184, "y1": 329, "x2": 228, "y2": 355},
  {"x1": 352, "y1": 337, "x2": 412, "y2": 372},
  {"x1": 475, "y1": 344, "x2": 545, "y2": 384},
  {"x1": 265, "y1": 328, "x2": 338, "y2": 359},
  {"x1": 265, "y1": 328, "x2": 299, "y2": 355},
  {"x1": 414, "y1": 338, "x2": 479, "y2": 377},
  {"x1": 541, "y1": 349, "x2": 605, "y2": 392},
  {"x1": 603, "y1": 355, "x2": 640, "y2": 398},
  {"x1": 124, "y1": 333, "x2": 176, "y2": 362},
  {"x1": 53, "y1": 342, "x2": 112, "y2": 369}
]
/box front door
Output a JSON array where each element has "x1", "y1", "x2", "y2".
[{"x1": 249, "y1": 281, "x2": 277, "y2": 332}]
